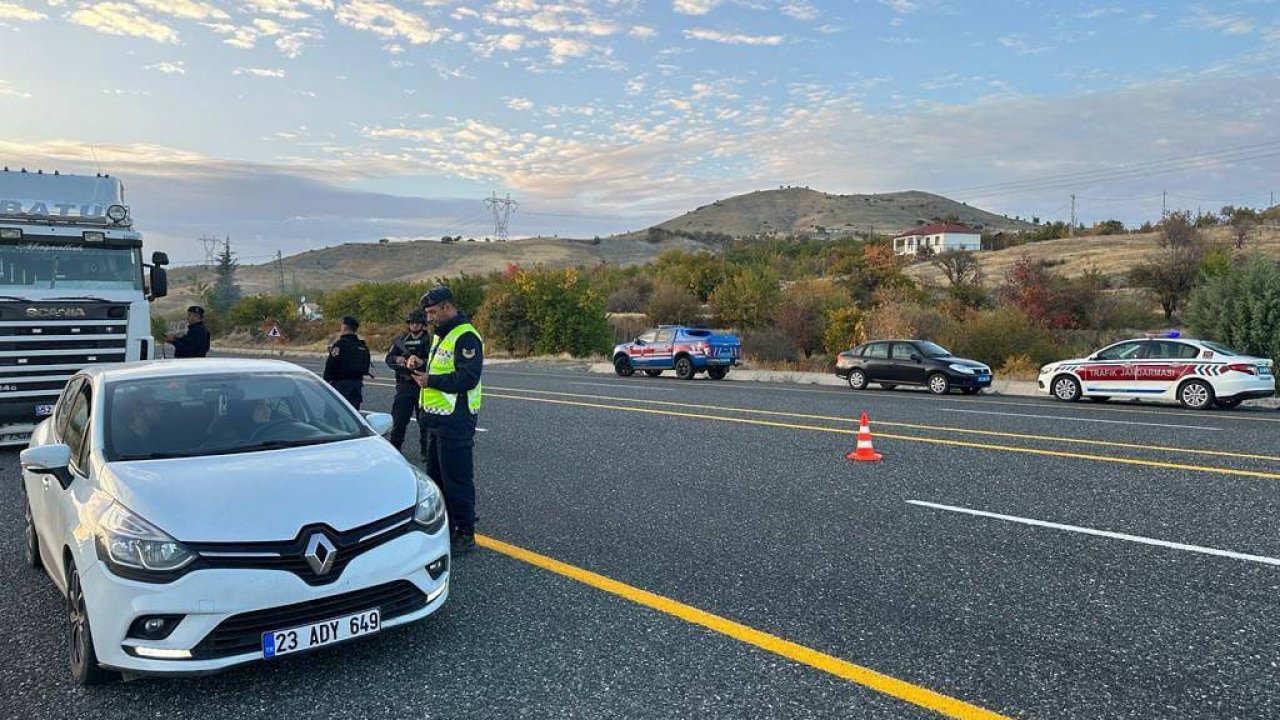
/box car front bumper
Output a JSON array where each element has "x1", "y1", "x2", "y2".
[{"x1": 81, "y1": 528, "x2": 449, "y2": 675}]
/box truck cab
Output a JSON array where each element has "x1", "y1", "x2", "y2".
[{"x1": 0, "y1": 168, "x2": 167, "y2": 445}]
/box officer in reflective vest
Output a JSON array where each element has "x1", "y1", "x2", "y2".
[{"x1": 412, "y1": 286, "x2": 483, "y2": 554}]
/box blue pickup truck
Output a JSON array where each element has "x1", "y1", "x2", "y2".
[{"x1": 612, "y1": 325, "x2": 742, "y2": 380}]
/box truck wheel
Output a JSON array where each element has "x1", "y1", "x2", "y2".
[
  {"x1": 613, "y1": 355, "x2": 635, "y2": 377},
  {"x1": 927, "y1": 373, "x2": 950, "y2": 395},
  {"x1": 643, "y1": 369, "x2": 662, "y2": 377},
  {"x1": 707, "y1": 366, "x2": 728, "y2": 380},
  {"x1": 1178, "y1": 380, "x2": 1214, "y2": 410},
  {"x1": 674, "y1": 356, "x2": 695, "y2": 380},
  {"x1": 67, "y1": 558, "x2": 114, "y2": 686}
]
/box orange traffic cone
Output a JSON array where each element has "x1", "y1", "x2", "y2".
[{"x1": 846, "y1": 411, "x2": 882, "y2": 462}]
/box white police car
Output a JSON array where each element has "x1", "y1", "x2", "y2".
[
  {"x1": 1038, "y1": 333, "x2": 1275, "y2": 409},
  {"x1": 19, "y1": 359, "x2": 450, "y2": 684}
]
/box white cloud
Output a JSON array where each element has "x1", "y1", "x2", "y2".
[
  {"x1": 506, "y1": 97, "x2": 533, "y2": 111},
  {"x1": 547, "y1": 36, "x2": 591, "y2": 63},
  {"x1": 878, "y1": 0, "x2": 918, "y2": 13},
  {"x1": 335, "y1": 0, "x2": 443, "y2": 44},
  {"x1": 684, "y1": 28, "x2": 782, "y2": 45},
  {"x1": 234, "y1": 66, "x2": 287, "y2": 78},
  {"x1": 0, "y1": 2, "x2": 46, "y2": 21},
  {"x1": 1187, "y1": 8, "x2": 1255, "y2": 36},
  {"x1": 998, "y1": 35, "x2": 1050, "y2": 55},
  {"x1": 674, "y1": 0, "x2": 720, "y2": 15},
  {"x1": 134, "y1": 0, "x2": 227, "y2": 21},
  {"x1": 68, "y1": 2, "x2": 180, "y2": 44},
  {"x1": 629, "y1": 25, "x2": 655, "y2": 38},
  {"x1": 242, "y1": 0, "x2": 332, "y2": 21},
  {"x1": 276, "y1": 28, "x2": 322, "y2": 57},
  {"x1": 144, "y1": 60, "x2": 186, "y2": 74},
  {"x1": 781, "y1": 1, "x2": 817, "y2": 21},
  {"x1": 0, "y1": 79, "x2": 31, "y2": 99}
]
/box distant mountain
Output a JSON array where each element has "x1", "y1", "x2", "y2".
[{"x1": 649, "y1": 188, "x2": 1034, "y2": 238}]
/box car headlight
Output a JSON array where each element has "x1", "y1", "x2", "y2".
[
  {"x1": 94, "y1": 501, "x2": 195, "y2": 574},
  {"x1": 949, "y1": 364, "x2": 976, "y2": 375},
  {"x1": 412, "y1": 467, "x2": 447, "y2": 534}
]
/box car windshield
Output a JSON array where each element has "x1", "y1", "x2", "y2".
[
  {"x1": 1201, "y1": 341, "x2": 1243, "y2": 356},
  {"x1": 104, "y1": 371, "x2": 369, "y2": 461},
  {"x1": 917, "y1": 341, "x2": 951, "y2": 357}
]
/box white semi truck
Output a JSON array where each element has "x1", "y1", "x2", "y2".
[{"x1": 0, "y1": 168, "x2": 168, "y2": 445}]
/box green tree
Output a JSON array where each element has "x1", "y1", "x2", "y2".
[
  {"x1": 210, "y1": 242, "x2": 242, "y2": 314},
  {"x1": 709, "y1": 268, "x2": 780, "y2": 329},
  {"x1": 645, "y1": 279, "x2": 702, "y2": 325},
  {"x1": 1186, "y1": 252, "x2": 1280, "y2": 362}
]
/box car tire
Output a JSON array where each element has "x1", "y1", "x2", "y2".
[
  {"x1": 67, "y1": 558, "x2": 114, "y2": 686},
  {"x1": 961, "y1": 387, "x2": 981, "y2": 395},
  {"x1": 707, "y1": 366, "x2": 728, "y2": 380},
  {"x1": 643, "y1": 369, "x2": 662, "y2": 377},
  {"x1": 1215, "y1": 397, "x2": 1243, "y2": 409},
  {"x1": 1051, "y1": 375, "x2": 1081, "y2": 402},
  {"x1": 1088, "y1": 396, "x2": 1110, "y2": 403},
  {"x1": 847, "y1": 369, "x2": 868, "y2": 390},
  {"x1": 1178, "y1": 380, "x2": 1215, "y2": 410},
  {"x1": 927, "y1": 373, "x2": 950, "y2": 395},
  {"x1": 24, "y1": 490, "x2": 42, "y2": 570},
  {"x1": 613, "y1": 355, "x2": 635, "y2": 377},
  {"x1": 674, "y1": 356, "x2": 695, "y2": 380},
  {"x1": 879, "y1": 383, "x2": 896, "y2": 390}
]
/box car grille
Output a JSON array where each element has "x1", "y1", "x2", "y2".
[
  {"x1": 189, "y1": 580, "x2": 427, "y2": 660},
  {"x1": 185, "y1": 508, "x2": 418, "y2": 586}
]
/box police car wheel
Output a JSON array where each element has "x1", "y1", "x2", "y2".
[
  {"x1": 1178, "y1": 380, "x2": 1214, "y2": 410},
  {"x1": 1215, "y1": 397, "x2": 1243, "y2": 409},
  {"x1": 847, "y1": 369, "x2": 868, "y2": 390},
  {"x1": 613, "y1": 355, "x2": 635, "y2": 377},
  {"x1": 674, "y1": 357, "x2": 695, "y2": 380},
  {"x1": 707, "y1": 366, "x2": 728, "y2": 380},
  {"x1": 1052, "y1": 375, "x2": 1081, "y2": 402}
]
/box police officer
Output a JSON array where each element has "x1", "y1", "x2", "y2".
[
  {"x1": 323, "y1": 315, "x2": 371, "y2": 410},
  {"x1": 412, "y1": 286, "x2": 483, "y2": 553},
  {"x1": 384, "y1": 309, "x2": 431, "y2": 452},
  {"x1": 166, "y1": 305, "x2": 210, "y2": 358}
]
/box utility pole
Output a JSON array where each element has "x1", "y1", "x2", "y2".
[
  {"x1": 197, "y1": 235, "x2": 219, "y2": 266},
  {"x1": 1162, "y1": 190, "x2": 1167, "y2": 218},
  {"x1": 275, "y1": 250, "x2": 286, "y2": 295},
  {"x1": 484, "y1": 191, "x2": 519, "y2": 242},
  {"x1": 1069, "y1": 194, "x2": 1076, "y2": 236}
]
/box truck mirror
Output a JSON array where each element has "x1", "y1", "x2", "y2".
[
  {"x1": 151, "y1": 251, "x2": 169, "y2": 266},
  {"x1": 148, "y1": 266, "x2": 168, "y2": 300}
]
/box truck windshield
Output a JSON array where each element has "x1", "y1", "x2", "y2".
[{"x1": 0, "y1": 240, "x2": 142, "y2": 291}]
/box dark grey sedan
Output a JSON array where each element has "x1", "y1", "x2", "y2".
[{"x1": 834, "y1": 340, "x2": 993, "y2": 395}]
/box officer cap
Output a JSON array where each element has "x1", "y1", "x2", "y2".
[
  {"x1": 420, "y1": 285, "x2": 452, "y2": 309},
  {"x1": 406, "y1": 309, "x2": 427, "y2": 324},
  {"x1": 341, "y1": 315, "x2": 359, "y2": 330},
  {"x1": 187, "y1": 305, "x2": 205, "y2": 316}
]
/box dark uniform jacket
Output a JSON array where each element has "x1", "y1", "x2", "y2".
[
  {"x1": 171, "y1": 321, "x2": 210, "y2": 358},
  {"x1": 324, "y1": 333, "x2": 370, "y2": 381},
  {"x1": 385, "y1": 330, "x2": 432, "y2": 388},
  {"x1": 420, "y1": 313, "x2": 484, "y2": 438}
]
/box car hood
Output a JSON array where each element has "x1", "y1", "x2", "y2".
[
  {"x1": 100, "y1": 437, "x2": 417, "y2": 542},
  {"x1": 940, "y1": 356, "x2": 989, "y2": 370}
]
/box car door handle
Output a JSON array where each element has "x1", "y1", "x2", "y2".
[{"x1": 41, "y1": 477, "x2": 51, "y2": 488}]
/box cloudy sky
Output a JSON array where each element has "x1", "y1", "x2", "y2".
[{"x1": 2, "y1": 0, "x2": 1278, "y2": 265}]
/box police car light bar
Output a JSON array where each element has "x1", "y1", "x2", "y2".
[{"x1": 1144, "y1": 330, "x2": 1181, "y2": 338}]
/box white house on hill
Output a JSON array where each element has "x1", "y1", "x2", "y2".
[{"x1": 892, "y1": 222, "x2": 981, "y2": 256}]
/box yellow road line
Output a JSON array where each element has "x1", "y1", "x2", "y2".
[
  {"x1": 488, "y1": 386, "x2": 1280, "y2": 463},
  {"x1": 487, "y1": 392, "x2": 1280, "y2": 481},
  {"x1": 476, "y1": 533, "x2": 1010, "y2": 720}
]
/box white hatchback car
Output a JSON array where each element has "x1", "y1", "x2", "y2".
[
  {"x1": 1038, "y1": 334, "x2": 1276, "y2": 409},
  {"x1": 19, "y1": 359, "x2": 450, "y2": 684}
]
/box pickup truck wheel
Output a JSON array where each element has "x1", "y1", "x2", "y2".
[
  {"x1": 613, "y1": 355, "x2": 635, "y2": 377},
  {"x1": 642, "y1": 369, "x2": 662, "y2": 377},
  {"x1": 674, "y1": 356, "x2": 695, "y2": 380},
  {"x1": 707, "y1": 366, "x2": 728, "y2": 380}
]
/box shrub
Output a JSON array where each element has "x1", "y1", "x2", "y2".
[
  {"x1": 740, "y1": 327, "x2": 795, "y2": 363},
  {"x1": 646, "y1": 279, "x2": 702, "y2": 325},
  {"x1": 998, "y1": 354, "x2": 1040, "y2": 381},
  {"x1": 939, "y1": 306, "x2": 1060, "y2": 368},
  {"x1": 1186, "y1": 252, "x2": 1280, "y2": 361}
]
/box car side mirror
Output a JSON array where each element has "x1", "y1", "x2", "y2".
[
  {"x1": 148, "y1": 266, "x2": 168, "y2": 300},
  {"x1": 151, "y1": 251, "x2": 170, "y2": 266},
  {"x1": 20, "y1": 443, "x2": 74, "y2": 490},
  {"x1": 362, "y1": 411, "x2": 394, "y2": 436}
]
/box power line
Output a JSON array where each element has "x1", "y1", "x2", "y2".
[{"x1": 484, "y1": 191, "x2": 518, "y2": 242}]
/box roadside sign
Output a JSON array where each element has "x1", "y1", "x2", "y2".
[{"x1": 266, "y1": 325, "x2": 281, "y2": 338}]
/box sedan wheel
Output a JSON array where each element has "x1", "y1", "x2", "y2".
[
  {"x1": 927, "y1": 373, "x2": 950, "y2": 395},
  {"x1": 613, "y1": 355, "x2": 635, "y2": 377},
  {"x1": 1052, "y1": 375, "x2": 1081, "y2": 402},
  {"x1": 67, "y1": 559, "x2": 113, "y2": 686},
  {"x1": 847, "y1": 369, "x2": 868, "y2": 390},
  {"x1": 1178, "y1": 380, "x2": 1215, "y2": 410}
]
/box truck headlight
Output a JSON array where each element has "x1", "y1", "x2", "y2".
[
  {"x1": 94, "y1": 501, "x2": 195, "y2": 574},
  {"x1": 412, "y1": 467, "x2": 447, "y2": 534}
]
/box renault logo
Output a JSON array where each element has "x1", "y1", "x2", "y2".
[{"x1": 304, "y1": 533, "x2": 337, "y2": 576}]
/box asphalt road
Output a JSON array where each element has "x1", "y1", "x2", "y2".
[{"x1": 3, "y1": 357, "x2": 1280, "y2": 719}]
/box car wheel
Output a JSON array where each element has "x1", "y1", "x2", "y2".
[
  {"x1": 643, "y1": 369, "x2": 662, "y2": 378},
  {"x1": 1052, "y1": 375, "x2": 1081, "y2": 402},
  {"x1": 707, "y1": 366, "x2": 728, "y2": 380},
  {"x1": 24, "y1": 490, "x2": 42, "y2": 570},
  {"x1": 1178, "y1": 380, "x2": 1215, "y2": 410},
  {"x1": 674, "y1": 356, "x2": 695, "y2": 380},
  {"x1": 613, "y1": 355, "x2": 635, "y2": 377},
  {"x1": 67, "y1": 558, "x2": 114, "y2": 686},
  {"x1": 1087, "y1": 396, "x2": 1110, "y2": 403},
  {"x1": 847, "y1": 369, "x2": 868, "y2": 390},
  {"x1": 879, "y1": 383, "x2": 896, "y2": 390},
  {"x1": 1215, "y1": 397, "x2": 1243, "y2": 409},
  {"x1": 961, "y1": 387, "x2": 981, "y2": 395},
  {"x1": 927, "y1": 373, "x2": 950, "y2": 395}
]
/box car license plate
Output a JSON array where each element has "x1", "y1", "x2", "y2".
[
  {"x1": 35, "y1": 404, "x2": 55, "y2": 417},
  {"x1": 976, "y1": 374, "x2": 991, "y2": 382},
  {"x1": 1260, "y1": 365, "x2": 1273, "y2": 376},
  {"x1": 262, "y1": 608, "x2": 380, "y2": 658}
]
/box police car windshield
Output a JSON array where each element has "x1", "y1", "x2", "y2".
[
  {"x1": 917, "y1": 341, "x2": 951, "y2": 357},
  {"x1": 0, "y1": 240, "x2": 142, "y2": 291},
  {"x1": 104, "y1": 372, "x2": 370, "y2": 461}
]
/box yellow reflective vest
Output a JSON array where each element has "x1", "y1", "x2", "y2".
[{"x1": 419, "y1": 322, "x2": 483, "y2": 416}]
